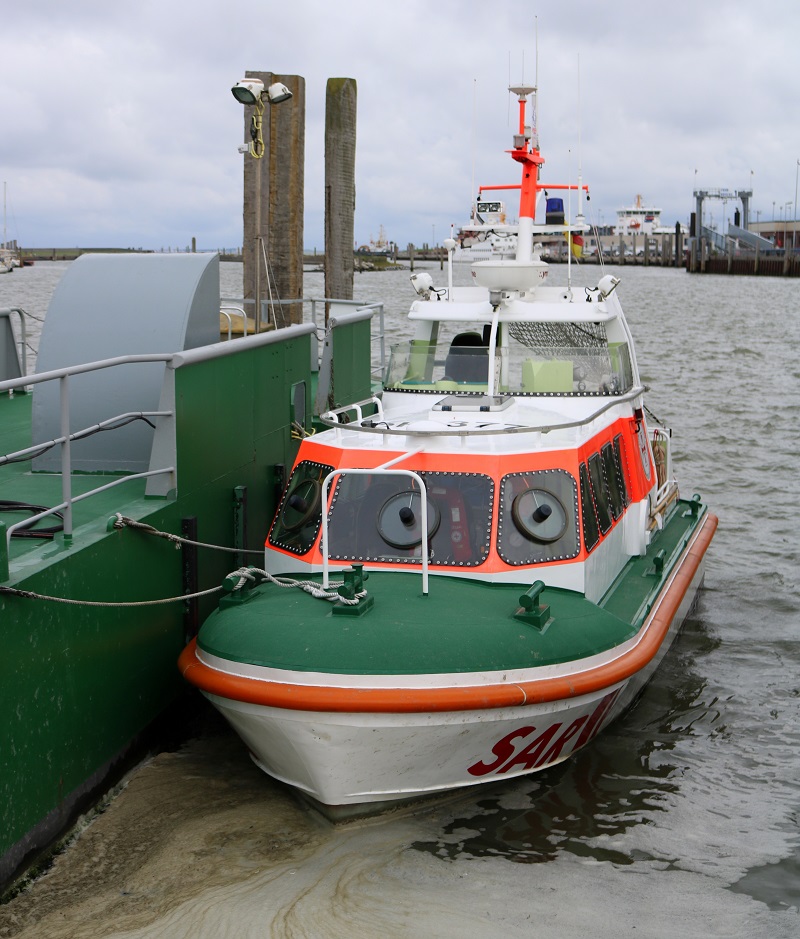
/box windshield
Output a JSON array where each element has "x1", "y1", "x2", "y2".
[{"x1": 385, "y1": 321, "x2": 633, "y2": 396}]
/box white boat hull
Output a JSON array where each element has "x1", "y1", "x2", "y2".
[
  {"x1": 202, "y1": 551, "x2": 707, "y2": 809},
  {"x1": 205, "y1": 686, "x2": 622, "y2": 806}
]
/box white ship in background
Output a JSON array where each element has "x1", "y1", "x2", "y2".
[
  {"x1": 616, "y1": 195, "x2": 662, "y2": 236},
  {"x1": 454, "y1": 197, "x2": 519, "y2": 262}
]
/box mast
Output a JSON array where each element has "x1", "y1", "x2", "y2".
[{"x1": 507, "y1": 85, "x2": 541, "y2": 263}]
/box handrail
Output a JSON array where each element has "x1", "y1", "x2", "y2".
[
  {"x1": 320, "y1": 467, "x2": 430, "y2": 596},
  {"x1": 0, "y1": 307, "x2": 28, "y2": 384},
  {"x1": 318, "y1": 384, "x2": 648, "y2": 436},
  {"x1": 5, "y1": 467, "x2": 174, "y2": 551},
  {"x1": 220, "y1": 303, "x2": 248, "y2": 340},
  {"x1": 0, "y1": 353, "x2": 174, "y2": 394},
  {"x1": 1, "y1": 353, "x2": 177, "y2": 555},
  {"x1": 321, "y1": 395, "x2": 385, "y2": 425},
  {"x1": 307, "y1": 298, "x2": 386, "y2": 374},
  {"x1": 1, "y1": 295, "x2": 383, "y2": 562},
  {"x1": 0, "y1": 411, "x2": 173, "y2": 466}
]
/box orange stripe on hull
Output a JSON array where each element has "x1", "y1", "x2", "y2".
[{"x1": 180, "y1": 514, "x2": 718, "y2": 714}]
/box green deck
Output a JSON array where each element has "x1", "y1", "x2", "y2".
[{"x1": 198, "y1": 498, "x2": 706, "y2": 676}]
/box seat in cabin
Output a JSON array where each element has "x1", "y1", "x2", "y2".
[
  {"x1": 521, "y1": 358, "x2": 573, "y2": 392},
  {"x1": 444, "y1": 332, "x2": 489, "y2": 383}
]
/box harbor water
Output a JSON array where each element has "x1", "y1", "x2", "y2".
[{"x1": 1, "y1": 259, "x2": 798, "y2": 937}]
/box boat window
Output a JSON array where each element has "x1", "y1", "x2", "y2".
[
  {"x1": 497, "y1": 469, "x2": 579, "y2": 566},
  {"x1": 613, "y1": 434, "x2": 630, "y2": 508},
  {"x1": 579, "y1": 464, "x2": 600, "y2": 552},
  {"x1": 506, "y1": 323, "x2": 634, "y2": 396},
  {"x1": 385, "y1": 332, "x2": 491, "y2": 393},
  {"x1": 268, "y1": 460, "x2": 335, "y2": 556},
  {"x1": 587, "y1": 453, "x2": 612, "y2": 534},
  {"x1": 327, "y1": 471, "x2": 493, "y2": 567},
  {"x1": 601, "y1": 442, "x2": 625, "y2": 520}
]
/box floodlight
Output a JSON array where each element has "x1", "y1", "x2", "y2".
[
  {"x1": 266, "y1": 82, "x2": 293, "y2": 104},
  {"x1": 231, "y1": 78, "x2": 265, "y2": 105},
  {"x1": 410, "y1": 272, "x2": 433, "y2": 298},
  {"x1": 597, "y1": 274, "x2": 620, "y2": 299}
]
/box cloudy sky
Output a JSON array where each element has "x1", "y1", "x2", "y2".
[{"x1": 1, "y1": 0, "x2": 798, "y2": 251}]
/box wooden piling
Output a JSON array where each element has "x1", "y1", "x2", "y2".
[
  {"x1": 242, "y1": 71, "x2": 305, "y2": 329},
  {"x1": 324, "y1": 78, "x2": 358, "y2": 319}
]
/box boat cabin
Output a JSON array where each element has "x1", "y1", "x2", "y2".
[{"x1": 265, "y1": 275, "x2": 663, "y2": 600}]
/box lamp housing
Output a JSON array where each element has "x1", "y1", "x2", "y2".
[
  {"x1": 231, "y1": 79, "x2": 265, "y2": 105},
  {"x1": 266, "y1": 82, "x2": 293, "y2": 104}
]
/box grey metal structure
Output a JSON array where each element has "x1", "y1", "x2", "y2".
[
  {"x1": 32, "y1": 253, "x2": 221, "y2": 472},
  {"x1": 694, "y1": 188, "x2": 753, "y2": 235},
  {"x1": 0, "y1": 308, "x2": 25, "y2": 382}
]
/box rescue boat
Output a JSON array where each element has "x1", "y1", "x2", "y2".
[{"x1": 179, "y1": 84, "x2": 717, "y2": 814}]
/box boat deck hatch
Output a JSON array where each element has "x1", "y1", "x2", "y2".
[{"x1": 433, "y1": 395, "x2": 513, "y2": 413}]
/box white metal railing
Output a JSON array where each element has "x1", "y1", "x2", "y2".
[
  {"x1": 651, "y1": 428, "x2": 674, "y2": 507},
  {"x1": 220, "y1": 304, "x2": 248, "y2": 340},
  {"x1": 320, "y1": 464, "x2": 430, "y2": 596},
  {"x1": 321, "y1": 395, "x2": 385, "y2": 426},
  {"x1": 1, "y1": 297, "x2": 383, "y2": 555}
]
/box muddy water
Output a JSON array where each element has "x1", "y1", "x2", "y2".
[{"x1": 1, "y1": 260, "x2": 799, "y2": 937}]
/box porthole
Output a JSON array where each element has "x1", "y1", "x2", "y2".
[
  {"x1": 511, "y1": 487, "x2": 568, "y2": 543},
  {"x1": 376, "y1": 490, "x2": 441, "y2": 549},
  {"x1": 279, "y1": 478, "x2": 321, "y2": 532}
]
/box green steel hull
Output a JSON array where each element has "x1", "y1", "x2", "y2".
[{"x1": 1, "y1": 311, "x2": 372, "y2": 891}]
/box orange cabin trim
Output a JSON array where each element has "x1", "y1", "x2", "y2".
[{"x1": 267, "y1": 417, "x2": 655, "y2": 574}]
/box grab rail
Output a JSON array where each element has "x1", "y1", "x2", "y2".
[
  {"x1": 317, "y1": 384, "x2": 648, "y2": 436},
  {"x1": 321, "y1": 396, "x2": 385, "y2": 426},
  {"x1": 220, "y1": 304, "x2": 248, "y2": 340},
  {"x1": 320, "y1": 466, "x2": 430, "y2": 596}
]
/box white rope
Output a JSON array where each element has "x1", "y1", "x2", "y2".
[{"x1": 229, "y1": 567, "x2": 366, "y2": 605}]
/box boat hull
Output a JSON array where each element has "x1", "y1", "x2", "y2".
[
  {"x1": 204, "y1": 685, "x2": 623, "y2": 808},
  {"x1": 182, "y1": 515, "x2": 714, "y2": 810}
]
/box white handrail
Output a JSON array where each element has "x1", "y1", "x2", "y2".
[
  {"x1": 320, "y1": 467, "x2": 430, "y2": 596},
  {"x1": 321, "y1": 395, "x2": 385, "y2": 426}
]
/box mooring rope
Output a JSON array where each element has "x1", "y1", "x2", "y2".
[
  {"x1": 0, "y1": 566, "x2": 365, "y2": 608},
  {"x1": 227, "y1": 566, "x2": 366, "y2": 605},
  {"x1": 0, "y1": 584, "x2": 224, "y2": 607},
  {"x1": 111, "y1": 514, "x2": 263, "y2": 555}
]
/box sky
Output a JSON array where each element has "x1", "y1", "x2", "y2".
[{"x1": 1, "y1": 0, "x2": 799, "y2": 251}]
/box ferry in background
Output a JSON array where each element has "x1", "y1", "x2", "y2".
[{"x1": 616, "y1": 195, "x2": 662, "y2": 236}]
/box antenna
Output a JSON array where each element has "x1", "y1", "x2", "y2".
[
  {"x1": 535, "y1": 17, "x2": 539, "y2": 135},
  {"x1": 470, "y1": 78, "x2": 477, "y2": 219},
  {"x1": 507, "y1": 52, "x2": 511, "y2": 125},
  {"x1": 567, "y1": 149, "x2": 573, "y2": 292},
  {"x1": 577, "y1": 54, "x2": 583, "y2": 221}
]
